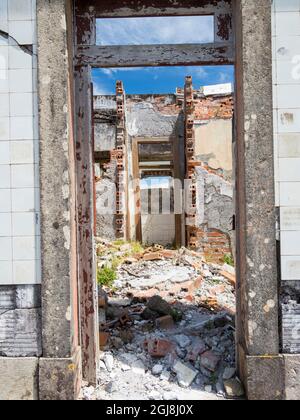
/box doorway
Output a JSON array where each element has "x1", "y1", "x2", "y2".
[{"x1": 72, "y1": 0, "x2": 279, "y2": 401}]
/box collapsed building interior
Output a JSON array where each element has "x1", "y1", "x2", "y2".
[
  {"x1": 94, "y1": 76, "x2": 234, "y2": 254},
  {"x1": 90, "y1": 73, "x2": 237, "y2": 399},
  {"x1": 1, "y1": 0, "x2": 299, "y2": 401}
]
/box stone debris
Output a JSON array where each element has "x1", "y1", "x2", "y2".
[
  {"x1": 82, "y1": 240, "x2": 238, "y2": 401},
  {"x1": 103, "y1": 354, "x2": 114, "y2": 372},
  {"x1": 223, "y1": 367, "x2": 236, "y2": 380},
  {"x1": 173, "y1": 360, "x2": 198, "y2": 388},
  {"x1": 152, "y1": 364, "x2": 164, "y2": 375},
  {"x1": 223, "y1": 378, "x2": 245, "y2": 398}
]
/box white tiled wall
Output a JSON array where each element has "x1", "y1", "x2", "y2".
[
  {"x1": 0, "y1": 0, "x2": 40, "y2": 285},
  {"x1": 272, "y1": 0, "x2": 300, "y2": 281}
]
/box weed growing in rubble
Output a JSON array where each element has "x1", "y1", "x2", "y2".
[
  {"x1": 113, "y1": 239, "x2": 127, "y2": 247},
  {"x1": 130, "y1": 241, "x2": 144, "y2": 254},
  {"x1": 224, "y1": 253, "x2": 234, "y2": 267},
  {"x1": 97, "y1": 266, "x2": 117, "y2": 287}
]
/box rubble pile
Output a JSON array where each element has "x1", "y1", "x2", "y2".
[{"x1": 82, "y1": 240, "x2": 243, "y2": 401}]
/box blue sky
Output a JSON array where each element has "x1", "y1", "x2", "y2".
[
  {"x1": 93, "y1": 17, "x2": 234, "y2": 95},
  {"x1": 92, "y1": 66, "x2": 234, "y2": 95},
  {"x1": 96, "y1": 16, "x2": 214, "y2": 46}
]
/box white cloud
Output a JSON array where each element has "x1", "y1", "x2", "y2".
[
  {"x1": 96, "y1": 16, "x2": 214, "y2": 46},
  {"x1": 93, "y1": 81, "x2": 113, "y2": 95},
  {"x1": 218, "y1": 72, "x2": 230, "y2": 83}
]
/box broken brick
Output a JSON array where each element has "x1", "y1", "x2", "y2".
[
  {"x1": 98, "y1": 289, "x2": 108, "y2": 309},
  {"x1": 161, "y1": 250, "x2": 176, "y2": 259},
  {"x1": 209, "y1": 285, "x2": 226, "y2": 296},
  {"x1": 220, "y1": 270, "x2": 236, "y2": 287},
  {"x1": 143, "y1": 252, "x2": 163, "y2": 261},
  {"x1": 99, "y1": 332, "x2": 109, "y2": 349},
  {"x1": 144, "y1": 338, "x2": 174, "y2": 358},
  {"x1": 186, "y1": 339, "x2": 206, "y2": 362},
  {"x1": 200, "y1": 351, "x2": 220, "y2": 372},
  {"x1": 129, "y1": 288, "x2": 159, "y2": 300}
]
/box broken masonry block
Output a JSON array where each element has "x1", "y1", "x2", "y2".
[
  {"x1": 219, "y1": 270, "x2": 236, "y2": 287},
  {"x1": 98, "y1": 289, "x2": 108, "y2": 309},
  {"x1": 142, "y1": 252, "x2": 163, "y2": 261},
  {"x1": 186, "y1": 339, "x2": 207, "y2": 362},
  {"x1": 99, "y1": 331, "x2": 110, "y2": 349},
  {"x1": 155, "y1": 315, "x2": 175, "y2": 330},
  {"x1": 144, "y1": 338, "x2": 174, "y2": 358},
  {"x1": 146, "y1": 295, "x2": 173, "y2": 317},
  {"x1": 173, "y1": 360, "x2": 198, "y2": 388},
  {"x1": 160, "y1": 249, "x2": 176, "y2": 259},
  {"x1": 200, "y1": 350, "x2": 220, "y2": 372},
  {"x1": 223, "y1": 378, "x2": 244, "y2": 399}
]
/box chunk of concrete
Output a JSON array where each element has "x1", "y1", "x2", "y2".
[
  {"x1": 173, "y1": 360, "x2": 198, "y2": 388},
  {"x1": 200, "y1": 351, "x2": 220, "y2": 372},
  {"x1": 223, "y1": 378, "x2": 244, "y2": 398},
  {"x1": 174, "y1": 334, "x2": 191, "y2": 348}
]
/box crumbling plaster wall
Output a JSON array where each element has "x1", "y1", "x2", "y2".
[
  {"x1": 94, "y1": 94, "x2": 184, "y2": 242},
  {"x1": 94, "y1": 91, "x2": 234, "y2": 251},
  {"x1": 194, "y1": 119, "x2": 233, "y2": 181},
  {"x1": 0, "y1": 0, "x2": 41, "y2": 359},
  {"x1": 272, "y1": 0, "x2": 300, "y2": 354},
  {"x1": 126, "y1": 94, "x2": 183, "y2": 245},
  {"x1": 192, "y1": 91, "x2": 234, "y2": 260},
  {"x1": 94, "y1": 96, "x2": 117, "y2": 239},
  {"x1": 126, "y1": 94, "x2": 181, "y2": 138}
]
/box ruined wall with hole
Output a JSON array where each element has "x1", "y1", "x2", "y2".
[
  {"x1": 272, "y1": 1, "x2": 300, "y2": 353},
  {"x1": 189, "y1": 87, "x2": 234, "y2": 262},
  {"x1": 0, "y1": 0, "x2": 41, "y2": 358},
  {"x1": 94, "y1": 88, "x2": 234, "y2": 252},
  {"x1": 94, "y1": 96, "x2": 117, "y2": 239},
  {"x1": 126, "y1": 94, "x2": 183, "y2": 245}
]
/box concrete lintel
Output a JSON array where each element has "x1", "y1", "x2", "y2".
[
  {"x1": 39, "y1": 347, "x2": 82, "y2": 401},
  {"x1": 0, "y1": 357, "x2": 39, "y2": 400}
]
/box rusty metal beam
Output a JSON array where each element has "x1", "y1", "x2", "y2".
[
  {"x1": 75, "y1": 0, "x2": 232, "y2": 17},
  {"x1": 76, "y1": 43, "x2": 234, "y2": 67}
]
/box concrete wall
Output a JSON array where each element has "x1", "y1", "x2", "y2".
[
  {"x1": 94, "y1": 91, "x2": 234, "y2": 251},
  {"x1": 272, "y1": 0, "x2": 300, "y2": 354},
  {"x1": 126, "y1": 94, "x2": 181, "y2": 138},
  {"x1": 94, "y1": 96, "x2": 117, "y2": 239},
  {"x1": 192, "y1": 90, "x2": 234, "y2": 261},
  {"x1": 141, "y1": 214, "x2": 176, "y2": 246},
  {"x1": 194, "y1": 119, "x2": 233, "y2": 181},
  {"x1": 126, "y1": 94, "x2": 182, "y2": 245}
]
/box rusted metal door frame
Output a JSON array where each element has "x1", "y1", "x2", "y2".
[{"x1": 74, "y1": 0, "x2": 234, "y2": 385}]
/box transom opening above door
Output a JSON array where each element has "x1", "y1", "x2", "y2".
[{"x1": 96, "y1": 16, "x2": 215, "y2": 46}]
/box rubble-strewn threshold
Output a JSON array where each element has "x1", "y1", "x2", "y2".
[{"x1": 81, "y1": 240, "x2": 242, "y2": 400}]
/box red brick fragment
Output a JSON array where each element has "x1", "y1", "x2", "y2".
[
  {"x1": 99, "y1": 332, "x2": 109, "y2": 349},
  {"x1": 144, "y1": 338, "x2": 174, "y2": 357}
]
